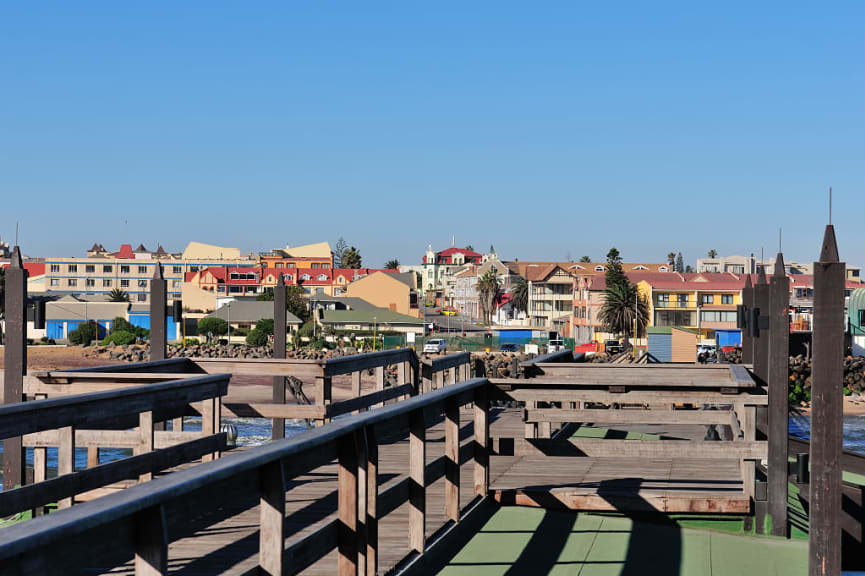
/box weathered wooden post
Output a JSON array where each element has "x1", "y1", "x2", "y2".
[
  {"x1": 741, "y1": 274, "x2": 754, "y2": 365},
  {"x1": 768, "y1": 253, "x2": 790, "y2": 536},
  {"x1": 150, "y1": 263, "x2": 166, "y2": 361},
  {"x1": 753, "y1": 266, "x2": 770, "y2": 384},
  {"x1": 273, "y1": 274, "x2": 286, "y2": 440},
  {"x1": 809, "y1": 225, "x2": 844, "y2": 576},
  {"x1": 2, "y1": 246, "x2": 27, "y2": 491}
]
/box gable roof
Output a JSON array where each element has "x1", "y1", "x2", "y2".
[
  {"x1": 321, "y1": 309, "x2": 426, "y2": 325},
  {"x1": 209, "y1": 301, "x2": 302, "y2": 324}
]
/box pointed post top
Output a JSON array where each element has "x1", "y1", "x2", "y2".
[
  {"x1": 819, "y1": 225, "x2": 840, "y2": 263},
  {"x1": 773, "y1": 252, "x2": 786, "y2": 277},
  {"x1": 9, "y1": 245, "x2": 23, "y2": 268},
  {"x1": 744, "y1": 273, "x2": 752, "y2": 288},
  {"x1": 152, "y1": 262, "x2": 163, "y2": 280},
  {"x1": 757, "y1": 263, "x2": 767, "y2": 285}
]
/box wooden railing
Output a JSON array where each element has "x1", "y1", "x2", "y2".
[
  {"x1": 0, "y1": 373, "x2": 229, "y2": 519},
  {"x1": 0, "y1": 377, "x2": 491, "y2": 576},
  {"x1": 421, "y1": 351, "x2": 472, "y2": 392}
]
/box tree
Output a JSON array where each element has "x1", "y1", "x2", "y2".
[
  {"x1": 666, "y1": 252, "x2": 676, "y2": 266},
  {"x1": 599, "y1": 281, "x2": 649, "y2": 338},
  {"x1": 254, "y1": 318, "x2": 274, "y2": 335},
  {"x1": 257, "y1": 286, "x2": 309, "y2": 322},
  {"x1": 333, "y1": 237, "x2": 348, "y2": 268},
  {"x1": 342, "y1": 246, "x2": 362, "y2": 269},
  {"x1": 676, "y1": 252, "x2": 684, "y2": 273},
  {"x1": 110, "y1": 316, "x2": 148, "y2": 338},
  {"x1": 108, "y1": 288, "x2": 129, "y2": 302},
  {"x1": 68, "y1": 321, "x2": 98, "y2": 345},
  {"x1": 476, "y1": 270, "x2": 501, "y2": 325},
  {"x1": 685, "y1": 265, "x2": 695, "y2": 273},
  {"x1": 384, "y1": 259, "x2": 400, "y2": 270},
  {"x1": 605, "y1": 248, "x2": 627, "y2": 291},
  {"x1": 707, "y1": 249, "x2": 718, "y2": 259},
  {"x1": 510, "y1": 276, "x2": 528, "y2": 315},
  {"x1": 579, "y1": 255, "x2": 592, "y2": 263},
  {"x1": 197, "y1": 317, "x2": 228, "y2": 341}
]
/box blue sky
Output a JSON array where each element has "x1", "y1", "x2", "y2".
[{"x1": 2, "y1": 2, "x2": 863, "y2": 268}]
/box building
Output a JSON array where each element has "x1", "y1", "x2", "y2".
[
  {"x1": 208, "y1": 300, "x2": 302, "y2": 339},
  {"x1": 319, "y1": 309, "x2": 427, "y2": 335},
  {"x1": 344, "y1": 271, "x2": 419, "y2": 317},
  {"x1": 420, "y1": 245, "x2": 483, "y2": 303},
  {"x1": 522, "y1": 264, "x2": 575, "y2": 336},
  {"x1": 44, "y1": 242, "x2": 255, "y2": 304},
  {"x1": 44, "y1": 295, "x2": 135, "y2": 340},
  {"x1": 259, "y1": 241, "x2": 333, "y2": 272}
]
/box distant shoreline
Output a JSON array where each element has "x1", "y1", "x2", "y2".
[{"x1": 792, "y1": 396, "x2": 865, "y2": 416}]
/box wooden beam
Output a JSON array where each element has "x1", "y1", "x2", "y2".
[
  {"x1": 57, "y1": 426, "x2": 75, "y2": 509},
  {"x1": 134, "y1": 505, "x2": 168, "y2": 576},
  {"x1": 138, "y1": 411, "x2": 155, "y2": 483},
  {"x1": 324, "y1": 349, "x2": 413, "y2": 377},
  {"x1": 409, "y1": 408, "x2": 426, "y2": 554},
  {"x1": 365, "y1": 426, "x2": 378, "y2": 576},
  {"x1": 491, "y1": 489, "x2": 750, "y2": 514},
  {"x1": 494, "y1": 437, "x2": 768, "y2": 459},
  {"x1": 338, "y1": 434, "x2": 358, "y2": 575},
  {"x1": 375, "y1": 366, "x2": 385, "y2": 408},
  {"x1": 768, "y1": 259, "x2": 790, "y2": 536},
  {"x1": 327, "y1": 385, "x2": 413, "y2": 420},
  {"x1": 23, "y1": 429, "x2": 208, "y2": 450},
  {"x1": 356, "y1": 431, "x2": 368, "y2": 576},
  {"x1": 221, "y1": 402, "x2": 326, "y2": 420},
  {"x1": 474, "y1": 387, "x2": 489, "y2": 497},
  {"x1": 259, "y1": 461, "x2": 285, "y2": 576},
  {"x1": 497, "y1": 386, "x2": 769, "y2": 406},
  {"x1": 192, "y1": 357, "x2": 324, "y2": 379},
  {"x1": 445, "y1": 397, "x2": 460, "y2": 523},
  {"x1": 524, "y1": 408, "x2": 734, "y2": 425}
]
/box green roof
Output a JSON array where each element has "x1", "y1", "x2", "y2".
[
  {"x1": 321, "y1": 309, "x2": 425, "y2": 325},
  {"x1": 647, "y1": 326, "x2": 672, "y2": 335}
]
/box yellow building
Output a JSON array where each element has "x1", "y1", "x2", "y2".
[{"x1": 344, "y1": 271, "x2": 420, "y2": 317}]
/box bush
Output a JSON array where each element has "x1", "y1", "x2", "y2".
[
  {"x1": 255, "y1": 318, "x2": 274, "y2": 335},
  {"x1": 183, "y1": 338, "x2": 200, "y2": 346},
  {"x1": 68, "y1": 322, "x2": 98, "y2": 345},
  {"x1": 197, "y1": 317, "x2": 228, "y2": 340},
  {"x1": 111, "y1": 317, "x2": 149, "y2": 339},
  {"x1": 100, "y1": 330, "x2": 137, "y2": 346},
  {"x1": 297, "y1": 321, "x2": 316, "y2": 339},
  {"x1": 232, "y1": 327, "x2": 250, "y2": 337},
  {"x1": 245, "y1": 329, "x2": 269, "y2": 346}
]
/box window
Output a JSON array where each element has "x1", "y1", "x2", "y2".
[
  {"x1": 68, "y1": 279, "x2": 78, "y2": 287},
  {"x1": 285, "y1": 274, "x2": 293, "y2": 281},
  {"x1": 229, "y1": 286, "x2": 244, "y2": 293},
  {"x1": 701, "y1": 310, "x2": 737, "y2": 323},
  {"x1": 860, "y1": 310, "x2": 865, "y2": 327},
  {"x1": 322, "y1": 263, "x2": 331, "y2": 269},
  {"x1": 50, "y1": 279, "x2": 60, "y2": 287},
  {"x1": 315, "y1": 288, "x2": 325, "y2": 294},
  {"x1": 173, "y1": 280, "x2": 182, "y2": 288},
  {"x1": 120, "y1": 265, "x2": 130, "y2": 274},
  {"x1": 286, "y1": 263, "x2": 296, "y2": 268},
  {"x1": 594, "y1": 265, "x2": 605, "y2": 272},
  {"x1": 317, "y1": 274, "x2": 328, "y2": 281},
  {"x1": 120, "y1": 279, "x2": 130, "y2": 288},
  {"x1": 701, "y1": 294, "x2": 714, "y2": 305},
  {"x1": 138, "y1": 280, "x2": 147, "y2": 288},
  {"x1": 312, "y1": 263, "x2": 321, "y2": 269},
  {"x1": 85, "y1": 279, "x2": 95, "y2": 287},
  {"x1": 300, "y1": 274, "x2": 311, "y2": 281},
  {"x1": 658, "y1": 294, "x2": 670, "y2": 302},
  {"x1": 103, "y1": 265, "x2": 113, "y2": 273},
  {"x1": 659, "y1": 266, "x2": 668, "y2": 272},
  {"x1": 85, "y1": 265, "x2": 95, "y2": 273},
  {"x1": 137, "y1": 294, "x2": 147, "y2": 302},
  {"x1": 68, "y1": 264, "x2": 77, "y2": 273},
  {"x1": 721, "y1": 294, "x2": 733, "y2": 305},
  {"x1": 654, "y1": 310, "x2": 695, "y2": 326},
  {"x1": 275, "y1": 263, "x2": 284, "y2": 268},
  {"x1": 173, "y1": 266, "x2": 182, "y2": 274},
  {"x1": 138, "y1": 266, "x2": 147, "y2": 274},
  {"x1": 189, "y1": 266, "x2": 199, "y2": 273},
  {"x1": 103, "y1": 279, "x2": 112, "y2": 287},
  {"x1": 677, "y1": 294, "x2": 689, "y2": 305},
  {"x1": 50, "y1": 264, "x2": 61, "y2": 273}
]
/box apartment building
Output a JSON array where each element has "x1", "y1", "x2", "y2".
[
  {"x1": 420, "y1": 245, "x2": 483, "y2": 303},
  {"x1": 259, "y1": 241, "x2": 333, "y2": 271}
]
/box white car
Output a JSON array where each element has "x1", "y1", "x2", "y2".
[{"x1": 424, "y1": 338, "x2": 447, "y2": 354}]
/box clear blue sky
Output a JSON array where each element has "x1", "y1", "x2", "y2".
[{"x1": 2, "y1": 2, "x2": 863, "y2": 268}]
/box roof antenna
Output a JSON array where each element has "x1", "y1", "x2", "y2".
[
  {"x1": 779, "y1": 227, "x2": 782, "y2": 252},
  {"x1": 15, "y1": 221, "x2": 19, "y2": 246},
  {"x1": 829, "y1": 186, "x2": 832, "y2": 225}
]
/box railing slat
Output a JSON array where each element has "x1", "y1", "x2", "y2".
[
  {"x1": 445, "y1": 397, "x2": 460, "y2": 522},
  {"x1": 338, "y1": 434, "x2": 358, "y2": 575},
  {"x1": 409, "y1": 408, "x2": 426, "y2": 554},
  {"x1": 474, "y1": 387, "x2": 489, "y2": 497},
  {"x1": 259, "y1": 461, "x2": 285, "y2": 576},
  {"x1": 134, "y1": 505, "x2": 168, "y2": 576}
]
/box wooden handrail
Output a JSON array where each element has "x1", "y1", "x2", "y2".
[
  {"x1": 323, "y1": 348, "x2": 415, "y2": 377},
  {"x1": 0, "y1": 378, "x2": 490, "y2": 575}
]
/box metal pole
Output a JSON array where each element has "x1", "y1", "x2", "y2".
[
  {"x1": 768, "y1": 253, "x2": 790, "y2": 537},
  {"x1": 809, "y1": 225, "x2": 844, "y2": 576},
  {"x1": 150, "y1": 263, "x2": 166, "y2": 361},
  {"x1": 227, "y1": 303, "x2": 231, "y2": 344},
  {"x1": 273, "y1": 274, "x2": 287, "y2": 440},
  {"x1": 3, "y1": 246, "x2": 27, "y2": 490}
]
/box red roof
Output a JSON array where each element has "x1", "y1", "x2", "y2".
[
  {"x1": 424, "y1": 247, "x2": 483, "y2": 265},
  {"x1": 24, "y1": 262, "x2": 45, "y2": 276},
  {"x1": 115, "y1": 244, "x2": 134, "y2": 259},
  {"x1": 296, "y1": 268, "x2": 332, "y2": 285}
]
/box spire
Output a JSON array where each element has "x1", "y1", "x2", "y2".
[
  {"x1": 819, "y1": 225, "x2": 840, "y2": 263},
  {"x1": 757, "y1": 262, "x2": 767, "y2": 285},
  {"x1": 10, "y1": 245, "x2": 23, "y2": 268},
  {"x1": 152, "y1": 262, "x2": 163, "y2": 279},
  {"x1": 773, "y1": 252, "x2": 786, "y2": 277},
  {"x1": 744, "y1": 273, "x2": 752, "y2": 288}
]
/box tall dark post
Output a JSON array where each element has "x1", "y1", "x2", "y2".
[
  {"x1": 809, "y1": 225, "x2": 844, "y2": 576},
  {"x1": 742, "y1": 274, "x2": 754, "y2": 365},
  {"x1": 768, "y1": 253, "x2": 790, "y2": 536},
  {"x1": 272, "y1": 274, "x2": 287, "y2": 440},
  {"x1": 753, "y1": 267, "x2": 770, "y2": 384},
  {"x1": 150, "y1": 263, "x2": 166, "y2": 361},
  {"x1": 3, "y1": 247, "x2": 27, "y2": 490}
]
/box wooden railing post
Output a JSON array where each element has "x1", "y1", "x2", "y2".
[
  {"x1": 365, "y1": 426, "x2": 378, "y2": 576},
  {"x1": 768, "y1": 254, "x2": 790, "y2": 537},
  {"x1": 375, "y1": 366, "x2": 385, "y2": 408},
  {"x1": 352, "y1": 371, "x2": 362, "y2": 398},
  {"x1": 435, "y1": 370, "x2": 444, "y2": 391},
  {"x1": 338, "y1": 434, "x2": 359, "y2": 575},
  {"x1": 32, "y1": 447, "x2": 47, "y2": 516},
  {"x1": 150, "y1": 263, "x2": 167, "y2": 362},
  {"x1": 201, "y1": 397, "x2": 218, "y2": 462},
  {"x1": 449, "y1": 366, "x2": 458, "y2": 385},
  {"x1": 315, "y1": 376, "x2": 332, "y2": 426},
  {"x1": 134, "y1": 505, "x2": 168, "y2": 576},
  {"x1": 138, "y1": 410, "x2": 155, "y2": 482},
  {"x1": 273, "y1": 274, "x2": 287, "y2": 440},
  {"x1": 461, "y1": 361, "x2": 471, "y2": 382},
  {"x1": 58, "y1": 425, "x2": 75, "y2": 509},
  {"x1": 2, "y1": 246, "x2": 26, "y2": 491},
  {"x1": 259, "y1": 461, "x2": 285, "y2": 576},
  {"x1": 474, "y1": 386, "x2": 489, "y2": 497},
  {"x1": 742, "y1": 404, "x2": 756, "y2": 503},
  {"x1": 445, "y1": 397, "x2": 460, "y2": 522},
  {"x1": 355, "y1": 430, "x2": 369, "y2": 576},
  {"x1": 741, "y1": 274, "x2": 754, "y2": 365},
  {"x1": 409, "y1": 408, "x2": 426, "y2": 554}
]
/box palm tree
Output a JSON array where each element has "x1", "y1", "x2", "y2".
[
  {"x1": 342, "y1": 246, "x2": 362, "y2": 269},
  {"x1": 384, "y1": 259, "x2": 400, "y2": 270},
  {"x1": 579, "y1": 255, "x2": 591, "y2": 263},
  {"x1": 108, "y1": 288, "x2": 130, "y2": 302},
  {"x1": 707, "y1": 249, "x2": 718, "y2": 259},
  {"x1": 510, "y1": 276, "x2": 528, "y2": 315},
  {"x1": 476, "y1": 271, "x2": 501, "y2": 326},
  {"x1": 599, "y1": 281, "x2": 649, "y2": 339},
  {"x1": 666, "y1": 252, "x2": 676, "y2": 266}
]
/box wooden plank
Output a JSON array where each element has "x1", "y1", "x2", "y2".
[
  {"x1": 324, "y1": 349, "x2": 413, "y2": 377},
  {"x1": 338, "y1": 434, "x2": 358, "y2": 575},
  {"x1": 259, "y1": 461, "x2": 285, "y2": 576},
  {"x1": 283, "y1": 518, "x2": 339, "y2": 574},
  {"x1": 134, "y1": 505, "x2": 168, "y2": 576},
  {"x1": 427, "y1": 352, "x2": 472, "y2": 373},
  {"x1": 524, "y1": 408, "x2": 734, "y2": 425},
  {"x1": 526, "y1": 364, "x2": 756, "y2": 389},
  {"x1": 352, "y1": 371, "x2": 362, "y2": 399},
  {"x1": 497, "y1": 386, "x2": 769, "y2": 406},
  {"x1": 138, "y1": 411, "x2": 155, "y2": 483},
  {"x1": 57, "y1": 426, "x2": 74, "y2": 509},
  {"x1": 356, "y1": 430, "x2": 368, "y2": 576},
  {"x1": 328, "y1": 385, "x2": 413, "y2": 419},
  {"x1": 491, "y1": 489, "x2": 750, "y2": 514},
  {"x1": 494, "y1": 437, "x2": 768, "y2": 459},
  {"x1": 375, "y1": 366, "x2": 385, "y2": 409},
  {"x1": 743, "y1": 405, "x2": 756, "y2": 501},
  {"x1": 445, "y1": 397, "x2": 460, "y2": 523},
  {"x1": 365, "y1": 426, "x2": 378, "y2": 576},
  {"x1": 474, "y1": 387, "x2": 489, "y2": 497},
  {"x1": 192, "y1": 357, "x2": 323, "y2": 379},
  {"x1": 409, "y1": 408, "x2": 426, "y2": 554},
  {"x1": 23, "y1": 429, "x2": 207, "y2": 450},
  {"x1": 222, "y1": 402, "x2": 326, "y2": 420}
]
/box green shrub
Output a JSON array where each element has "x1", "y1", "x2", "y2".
[
  {"x1": 255, "y1": 318, "x2": 274, "y2": 335},
  {"x1": 68, "y1": 322, "x2": 97, "y2": 345},
  {"x1": 111, "y1": 317, "x2": 149, "y2": 338},
  {"x1": 245, "y1": 329, "x2": 269, "y2": 346},
  {"x1": 232, "y1": 327, "x2": 250, "y2": 337},
  {"x1": 297, "y1": 321, "x2": 316, "y2": 339},
  {"x1": 197, "y1": 317, "x2": 228, "y2": 339},
  {"x1": 100, "y1": 330, "x2": 137, "y2": 346},
  {"x1": 183, "y1": 338, "x2": 200, "y2": 346}
]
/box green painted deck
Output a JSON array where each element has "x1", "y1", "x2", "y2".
[{"x1": 433, "y1": 507, "x2": 808, "y2": 575}]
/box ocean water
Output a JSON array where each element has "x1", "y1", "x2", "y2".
[{"x1": 789, "y1": 413, "x2": 865, "y2": 455}]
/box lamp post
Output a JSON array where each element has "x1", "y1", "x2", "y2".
[{"x1": 227, "y1": 303, "x2": 231, "y2": 345}]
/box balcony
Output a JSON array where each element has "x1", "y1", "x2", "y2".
[{"x1": 654, "y1": 300, "x2": 695, "y2": 309}]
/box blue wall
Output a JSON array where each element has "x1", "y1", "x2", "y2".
[
  {"x1": 715, "y1": 329, "x2": 742, "y2": 348},
  {"x1": 129, "y1": 312, "x2": 177, "y2": 340},
  {"x1": 648, "y1": 333, "x2": 672, "y2": 362}
]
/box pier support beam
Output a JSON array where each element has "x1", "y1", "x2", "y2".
[
  {"x1": 273, "y1": 274, "x2": 286, "y2": 440},
  {"x1": 3, "y1": 247, "x2": 27, "y2": 491},
  {"x1": 149, "y1": 263, "x2": 166, "y2": 361},
  {"x1": 768, "y1": 254, "x2": 790, "y2": 537},
  {"x1": 741, "y1": 274, "x2": 755, "y2": 365},
  {"x1": 809, "y1": 225, "x2": 844, "y2": 576}
]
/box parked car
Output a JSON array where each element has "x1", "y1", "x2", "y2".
[
  {"x1": 548, "y1": 339, "x2": 566, "y2": 353},
  {"x1": 424, "y1": 338, "x2": 447, "y2": 354},
  {"x1": 441, "y1": 309, "x2": 457, "y2": 316},
  {"x1": 697, "y1": 344, "x2": 717, "y2": 355},
  {"x1": 605, "y1": 339, "x2": 622, "y2": 355},
  {"x1": 499, "y1": 343, "x2": 520, "y2": 353}
]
